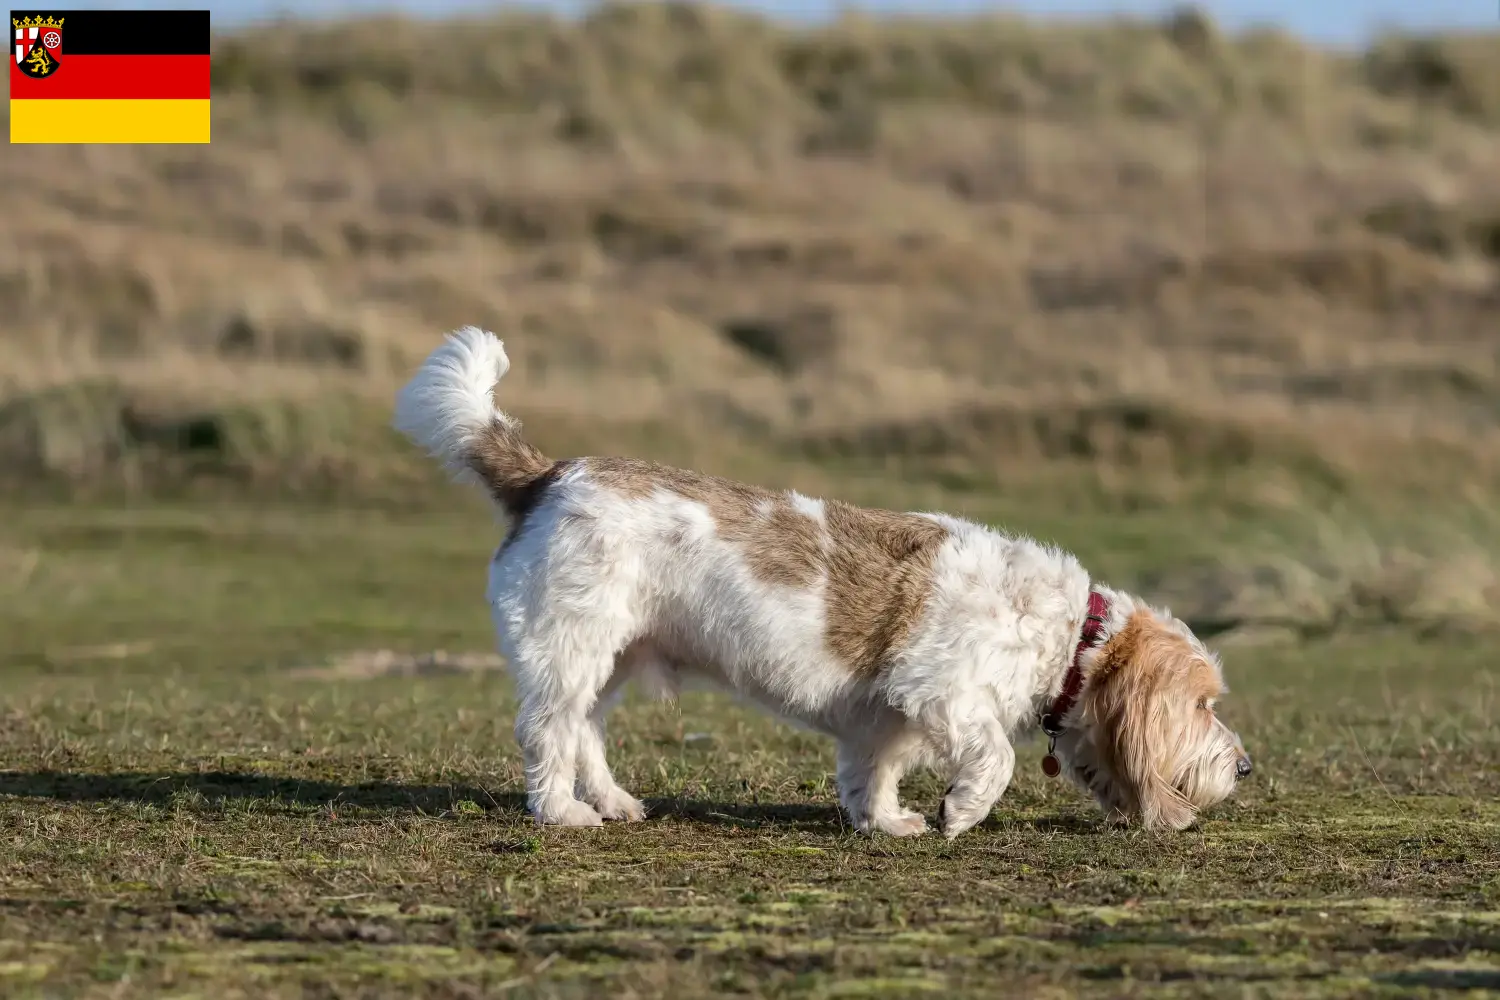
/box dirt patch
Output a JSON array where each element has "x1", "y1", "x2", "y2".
[{"x1": 290, "y1": 649, "x2": 507, "y2": 681}]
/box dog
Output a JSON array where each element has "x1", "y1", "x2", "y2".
[{"x1": 393, "y1": 327, "x2": 1251, "y2": 838}]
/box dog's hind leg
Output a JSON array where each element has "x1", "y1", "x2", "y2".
[
  {"x1": 574, "y1": 709, "x2": 644, "y2": 821},
  {"x1": 837, "y1": 732, "x2": 927, "y2": 837},
  {"x1": 507, "y1": 629, "x2": 632, "y2": 829},
  {"x1": 513, "y1": 684, "x2": 604, "y2": 828},
  {"x1": 836, "y1": 711, "x2": 927, "y2": 837},
  {"x1": 571, "y1": 643, "x2": 659, "y2": 823}
]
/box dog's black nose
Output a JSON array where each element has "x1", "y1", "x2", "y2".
[{"x1": 1236, "y1": 756, "x2": 1253, "y2": 779}]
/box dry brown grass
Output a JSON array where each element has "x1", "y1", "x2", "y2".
[{"x1": 1, "y1": 5, "x2": 1498, "y2": 513}]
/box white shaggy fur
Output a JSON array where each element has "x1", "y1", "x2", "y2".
[
  {"x1": 394, "y1": 328, "x2": 1249, "y2": 838},
  {"x1": 392, "y1": 327, "x2": 514, "y2": 488}
]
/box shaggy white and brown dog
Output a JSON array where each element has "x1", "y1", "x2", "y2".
[{"x1": 394, "y1": 328, "x2": 1252, "y2": 839}]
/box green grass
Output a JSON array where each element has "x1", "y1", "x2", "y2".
[{"x1": 1, "y1": 499, "x2": 1498, "y2": 998}]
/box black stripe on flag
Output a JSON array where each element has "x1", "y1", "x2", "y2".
[{"x1": 9, "y1": 9, "x2": 209, "y2": 55}]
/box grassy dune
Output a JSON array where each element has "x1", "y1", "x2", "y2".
[{"x1": 1, "y1": 3, "x2": 1498, "y2": 996}]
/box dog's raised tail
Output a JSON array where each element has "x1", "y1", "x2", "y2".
[{"x1": 393, "y1": 327, "x2": 553, "y2": 513}]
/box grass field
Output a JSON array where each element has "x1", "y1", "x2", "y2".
[
  {"x1": 1, "y1": 501, "x2": 1496, "y2": 998},
  {"x1": 3, "y1": 2, "x2": 1500, "y2": 996}
]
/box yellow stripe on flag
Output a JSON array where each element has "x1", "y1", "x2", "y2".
[{"x1": 10, "y1": 99, "x2": 210, "y2": 144}]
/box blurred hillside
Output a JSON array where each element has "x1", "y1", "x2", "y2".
[{"x1": 1, "y1": 1, "x2": 1498, "y2": 524}]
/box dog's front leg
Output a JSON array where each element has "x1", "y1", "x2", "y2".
[{"x1": 935, "y1": 712, "x2": 1015, "y2": 840}]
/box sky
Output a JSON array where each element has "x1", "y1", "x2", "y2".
[{"x1": 38, "y1": 0, "x2": 1500, "y2": 48}]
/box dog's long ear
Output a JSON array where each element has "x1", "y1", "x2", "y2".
[{"x1": 1089, "y1": 614, "x2": 1198, "y2": 831}]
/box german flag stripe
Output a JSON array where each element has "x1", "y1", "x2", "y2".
[
  {"x1": 10, "y1": 98, "x2": 210, "y2": 143},
  {"x1": 10, "y1": 54, "x2": 209, "y2": 100},
  {"x1": 9, "y1": 10, "x2": 209, "y2": 55}
]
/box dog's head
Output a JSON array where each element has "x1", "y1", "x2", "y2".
[{"x1": 1051, "y1": 608, "x2": 1249, "y2": 830}]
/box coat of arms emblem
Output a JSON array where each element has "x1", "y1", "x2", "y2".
[{"x1": 13, "y1": 14, "x2": 64, "y2": 78}]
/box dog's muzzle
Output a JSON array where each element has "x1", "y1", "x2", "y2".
[{"x1": 1236, "y1": 754, "x2": 1253, "y2": 780}]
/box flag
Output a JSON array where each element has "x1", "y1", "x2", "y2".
[{"x1": 10, "y1": 9, "x2": 209, "y2": 143}]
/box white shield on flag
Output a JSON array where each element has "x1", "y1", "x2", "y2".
[{"x1": 15, "y1": 24, "x2": 40, "y2": 65}]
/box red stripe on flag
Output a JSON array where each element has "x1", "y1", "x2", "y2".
[{"x1": 10, "y1": 54, "x2": 210, "y2": 100}]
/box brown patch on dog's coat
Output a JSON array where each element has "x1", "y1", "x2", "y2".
[
  {"x1": 587, "y1": 457, "x2": 947, "y2": 674},
  {"x1": 587, "y1": 457, "x2": 822, "y2": 587},
  {"x1": 1085, "y1": 610, "x2": 1224, "y2": 830},
  {"x1": 822, "y1": 502, "x2": 948, "y2": 674},
  {"x1": 467, "y1": 419, "x2": 556, "y2": 516},
  {"x1": 463, "y1": 419, "x2": 576, "y2": 550}
]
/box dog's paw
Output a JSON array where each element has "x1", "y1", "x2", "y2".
[
  {"x1": 937, "y1": 792, "x2": 985, "y2": 840},
  {"x1": 535, "y1": 799, "x2": 604, "y2": 828},
  {"x1": 591, "y1": 787, "x2": 647, "y2": 823},
  {"x1": 874, "y1": 810, "x2": 928, "y2": 838},
  {"x1": 851, "y1": 808, "x2": 927, "y2": 837}
]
